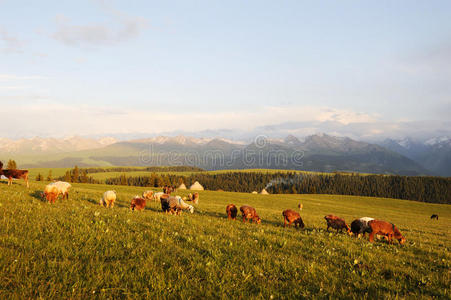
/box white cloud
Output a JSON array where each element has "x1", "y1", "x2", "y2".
[
  {"x1": 52, "y1": 7, "x2": 147, "y2": 47},
  {"x1": 0, "y1": 101, "x2": 449, "y2": 141},
  {"x1": 0, "y1": 92, "x2": 447, "y2": 141},
  {"x1": 0, "y1": 102, "x2": 380, "y2": 138},
  {"x1": 0, "y1": 27, "x2": 23, "y2": 53}
]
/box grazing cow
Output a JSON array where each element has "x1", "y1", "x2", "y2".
[
  {"x1": 282, "y1": 209, "x2": 305, "y2": 228},
  {"x1": 430, "y1": 214, "x2": 439, "y2": 220},
  {"x1": 239, "y1": 205, "x2": 261, "y2": 224},
  {"x1": 153, "y1": 192, "x2": 165, "y2": 202},
  {"x1": 130, "y1": 196, "x2": 146, "y2": 211},
  {"x1": 44, "y1": 181, "x2": 71, "y2": 203},
  {"x1": 163, "y1": 185, "x2": 175, "y2": 194},
  {"x1": 226, "y1": 204, "x2": 238, "y2": 220},
  {"x1": 100, "y1": 190, "x2": 116, "y2": 208},
  {"x1": 188, "y1": 192, "x2": 200, "y2": 204},
  {"x1": 0, "y1": 161, "x2": 29, "y2": 188},
  {"x1": 44, "y1": 184, "x2": 59, "y2": 203},
  {"x1": 142, "y1": 190, "x2": 154, "y2": 201},
  {"x1": 324, "y1": 215, "x2": 351, "y2": 234},
  {"x1": 350, "y1": 217, "x2": 374, "y2": 237},
  {"x1": 160, "y1": 194, "x2": 171, "y2": 213},
  {"x1": 368, "y1": 220, "x2": 405, "y2": 244},
  {"x1": 161, "y1": 195, "x2": 194, "y2": 215}
]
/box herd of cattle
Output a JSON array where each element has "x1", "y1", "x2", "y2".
[
  {"x1": 0, "y1": 160, "x2": 437, "y2": 246},
  {"x1": 37, "y1": 180, "x2": 412, "y2": 245},
  {"x1": 227, "y1": 202, "x2": 407, "y2": 244}
]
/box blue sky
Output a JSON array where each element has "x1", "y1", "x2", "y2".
[{"x1": 0, "y1": 0, "x2": 450, "y2": 139}]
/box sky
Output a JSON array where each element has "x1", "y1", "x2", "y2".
[{"x1": 0, "y1": 0, "x2": 450, "y2": 140}]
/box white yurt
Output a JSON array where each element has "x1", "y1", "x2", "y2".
[
  {"x1": 189, "y1": 181, "x2": 204, "y2": 191},
  {"x1": 178, "y1": 183, "x2": 187, "y2": 190},
  {"x1": 260, "y1": 189, "x2": 269, "y2": 195}
]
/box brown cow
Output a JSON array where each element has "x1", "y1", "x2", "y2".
[
  {"x1": 188, "y1": 192, "x2": 199, "y2": 204},
  {"x1": 160, "y1": 195, "x2": 193, "y2": 215},
  {"x1": 0, "y1": 161, "x2": 29, "y2": 188},
  {"x1": 226, "y1": 204, "x2": 238, "y2": 220},
  {"x1": 163, "y1": 185, "x2": 175, "y2": 194},
  {"x1": 130, "y1": 196, "x2": 146, "y2": 211},
  {"x1": 239, "y1": 205, "x2": 261, "y2": 224},
  {"x1": 282, "y1": 209, "x2": 305, "y2": 228},
  {"x1": 324, "y1": 215, "x2": 351, "y2": 234},
  {"x1": 368, "y1": 220, "x2": 405, "y2": 244}
]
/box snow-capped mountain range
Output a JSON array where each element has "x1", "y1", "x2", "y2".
[
  {"x1": 0, "y1": 136, "x2": 118, "y2": 154},
  {"x1": 380, "y1": 136, "x2": 451, "y2": 176},
  {"x1": 0, "y1": 134, "x2": 449, "y2": 176}
]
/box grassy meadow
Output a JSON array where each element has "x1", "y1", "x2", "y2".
[{"x1": 0, "y1": 179, "x2": 450, "y2": 299}]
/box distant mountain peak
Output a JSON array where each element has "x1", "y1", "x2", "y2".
[
  {"x1": 284, "y1": 135, "x2": 301, "y2": 145},
  {"x1": 425, "y1": 136, "x2": 451, "y2": 147},
  {"x1": 0, "y1": 136, "x2": 118, "y2": 154}
]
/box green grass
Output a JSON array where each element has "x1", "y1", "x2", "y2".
[
  {"x1": 0, "y1": 180, "x2": 450, "y2": 298},
  {"x1": 27, "y1": 167, "x2": 72, "y2": 179}
]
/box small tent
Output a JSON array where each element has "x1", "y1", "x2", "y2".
[
  {"x1": 251, "y1": 191, "x2": 258, "y2": 194},
  {"x1": 260, "y1": 189, "x2": 269, "y2": 195},
  {"x1": 178, "y1": 183, "x2": 187, "y2": 190},
  {"x1": 189, "y1": 181, "x2": 204, "y2": 191}
]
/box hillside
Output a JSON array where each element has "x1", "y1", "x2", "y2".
[{"x1": 0, "y1": 182, "x2": 449, "y2": 298}]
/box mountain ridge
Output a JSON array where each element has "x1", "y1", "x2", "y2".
[
  {"x1": 380, "y1": 136, "x2": 451, "y2": 176},
  {"x1": 0, "y1": 133, "x2": 436, "y2": 176}
]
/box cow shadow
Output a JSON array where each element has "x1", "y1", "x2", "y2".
[
  {"x1": 29, "y1": 190, "x2": 46, "y2": 202},
  {"x1": 144, "y1": 205, "x2": 161, "y2": 213},
  {"x1": 85, "y1": 198, "x2": 100, "y2": 206},
  {"x1": 196, "y1": 209, "x2": 226, "y2": 219}
]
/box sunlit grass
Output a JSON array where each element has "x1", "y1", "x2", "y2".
[{"x1": 0, "y1": 180, "x2": 449, "y2": 298}]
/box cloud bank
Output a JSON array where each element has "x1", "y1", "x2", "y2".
[{"x1": 0, "y1": 102, "x2": 448, "y2": 141}]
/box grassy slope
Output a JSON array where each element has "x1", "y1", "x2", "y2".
[
  {"x1": 0, "y1": 181, "x2": 450, "y2": 298},
  {"x1": 27, "y1": 167, "x2": 72, "y2": 179}
]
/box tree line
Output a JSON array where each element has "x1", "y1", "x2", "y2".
[
  {"x1": 104, "y1": 172, "x2": 451, "y2": 204},
  {"x1": 50, "y1": 166, "x2": 202, "y2": 184},
  {"x1": 32, "y1": 165, "x2": 450, "y2": 204},
  {"x1": 0, "y1": 159, "x2": 18, "y2": 170},
  {"x1": 81, "y1": 166, "x2": 204, "y2": 174},
  {"x1": 52, "y1": 166, "x2": 101, "y2": 184}
]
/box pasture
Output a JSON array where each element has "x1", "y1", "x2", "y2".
[{"x1": 0, "y1": 180, "x2": 450, "y2": 298}]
